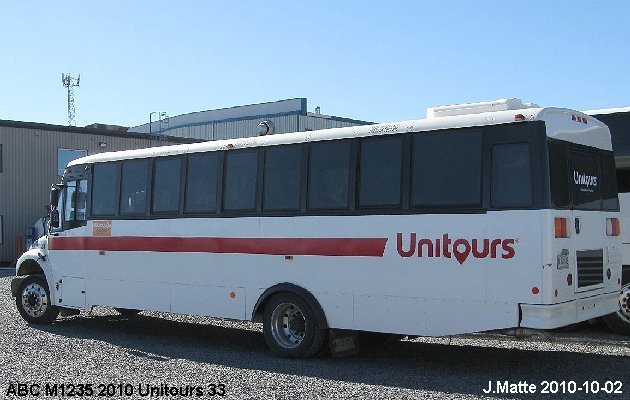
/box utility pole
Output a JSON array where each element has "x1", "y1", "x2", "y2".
[{"x1": 61, "y1": 73, "x2": 80, "y2": 126}]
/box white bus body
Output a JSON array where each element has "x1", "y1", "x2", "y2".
[
  {"x1": 584, "y1": 107, "x2": 630, "y2": 335},
  {"x1": 14, "y1": 99, "x2": 623, "y2": 357}
]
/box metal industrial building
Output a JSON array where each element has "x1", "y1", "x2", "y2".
[
  {"x1": 0, "y1": 98, "x2": 371, "y2": 264},
  {"x1": 129, "y1": 98, "x2": 372, "y2": 140}
]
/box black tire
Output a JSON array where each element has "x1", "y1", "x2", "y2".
[
  {"x1": 15, "y1": 275, "x2": 59, "y2": 324},
  {"x1": 263, "y1": 293, "x2": 326, "y2": 358},
  {"x1": 603, "y1": 284, "x2": 630, "y2": 336},
  {"x1": 115, "y1": 308, "x2": 141, "y2": 316}
]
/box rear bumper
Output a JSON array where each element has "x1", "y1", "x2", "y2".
[{"x1": 520, "y1": 292, "x2": 618, "y2": 329}]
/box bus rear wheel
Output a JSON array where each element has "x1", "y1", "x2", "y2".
[
  {"x1": 263, "y1": 293, "x2": 325, "y2": 358},
  {"x1": 603, "y1": 284, "x2": 630, "y2": 336},
  {"x1": 16, "y1": 275, "x2": 59, "y2": 324}
]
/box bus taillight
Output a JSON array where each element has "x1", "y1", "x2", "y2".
[
  {"x1": 606, "y1": 218, "x2": 621, "y2": 236},
  {"x1": 554, "y1": 217, "x2": 570, "y2": 238}
]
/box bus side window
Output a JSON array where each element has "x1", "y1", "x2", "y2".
[
  {"x1": 263, "y1": 145, "x2": 302, "y2": 211},
  {"x1": 358, "y1": 136, "x2": 402, "y2": 208},
  {"x1": 120, "y1": 159, "x2": 149, "y2": 215},
  {"x1": 185, "y1": 153, "x2": 219, "y2": 213},
  {"x1": 411, "y1": 129, "x2": 482, "y2": 208},
  {"x1": 491, "y1": 143, "x2": 533, "y2": 208},
  {"x1": 92, "y1": 162, "x2": 119, "y2": 216},
  {"x1": 308, "y1": 141, "x2": 351, "y2": 210},
  {"x1": 152, "y1": 157, "x2": 182, "y2": 214},
  {"x1": 223, "y1": 150, "x2": 258, "y2": 212},
  {"x1": 64, "y1": 179, "x2": 87, "y2": 226}
]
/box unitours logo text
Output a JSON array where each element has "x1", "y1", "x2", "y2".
[{"x1": 397, "y1": 233, "x2": 516, "y2": 265}]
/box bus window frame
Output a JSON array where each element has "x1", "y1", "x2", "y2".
[
  {"x1": 151, "y1": 155, "x2": 185, "y2": 216},
  {"x1": 483, "y1": 121, "x2": 548, "y2": 211},
  {"x1": 75, "y1": 120, "x2": 559, "y2": 222}
]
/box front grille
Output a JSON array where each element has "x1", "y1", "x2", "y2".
[{"x1": 576, "y1": 249, "x2": 604, "y2": 288}]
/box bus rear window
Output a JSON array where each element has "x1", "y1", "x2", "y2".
[
  {"x1": 549, "y1": 140, "x2": 618, "y2": 211},
  {"x1": 569, "y1": 149, "x2": 601, "y2": 210}
]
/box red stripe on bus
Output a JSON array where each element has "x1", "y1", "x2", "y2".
[{"x1": 48, "y1": 236, "x2": 388, "y2": 257}]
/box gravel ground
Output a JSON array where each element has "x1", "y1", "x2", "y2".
[{"x1": 1, "y1": 275, "x2": 629, "y2": 400}]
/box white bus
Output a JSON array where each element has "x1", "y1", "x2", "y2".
[
  {"x1": 13, "y1": 99, "x2": 623, "y2": 358},
  {"x1": 585, "y1": 106, "x2": 630, "y2": 335}
]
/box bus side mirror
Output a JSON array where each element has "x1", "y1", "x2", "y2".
[
  {"x1": 50, "y1": 186, "x2": 60, "y2": 207},
  {"x1": 50, "y1": 210, "x2": 60, "y2": 229}
]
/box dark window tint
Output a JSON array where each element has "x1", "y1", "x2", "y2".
[
  {"x1": 492, "y1": 143, "x2": 533, "y2": 208},
  {"x1": 92, "y1": 163, "x2": 118, "y2": 215},
  {"x1": 263, "y1": 145, "x2": 302, "y2": 211},
  {"x1": 223, "y1": 150, "x2": 258, "y2": 211},
  {"x1": 152, "y1": 157, "x2": 182, "y2": 213},
  {"x1": 568, "y1": 150, "x2": 601, "y2": 210},
  {"x1": 0, "y1": 143, "x2": 3, "y2": 173},
  {"x1": 412, "y1": 130, "x2": 482, "y2": 207},
  {"x1": 601, "y1": 153, "x2": 619, "y2": 211},
  {"x1": 120, "y1": 159, "x2": 149, "y2": 214},
  {"x1": 308, "y1": 141, "x2": 351, "y2": 210},
  {"x1": 548, "y1": 140, "x2": 570, "y2": 208},
  {"x1": 359, "y1": 136, "x2": 402, "y2": 207},
  {"x1": 185, "y1": 153, "x2": 219, "y2": 213},
  {"x1": 617, "y1": 168, "x2": 630, "y2": 194}
]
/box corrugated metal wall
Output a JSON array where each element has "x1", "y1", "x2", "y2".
[
  {"x1": 147, "y1": 114, "x2": 367, "y2": 141},
  {"x1": 0, "y1": 125, "x2": 182, "y2": 263},
  {"x1": 131, "y1": 98, "x2": 307, "y2": 135}
]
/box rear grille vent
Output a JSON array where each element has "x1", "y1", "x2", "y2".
[{"x1": 576, "y1": 249, "x2": 604, "y2": 288}]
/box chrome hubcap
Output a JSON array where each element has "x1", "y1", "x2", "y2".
[
  {"x1": 618, "y1": 285, "x2": 630, "y2": 323},
  {"x1": 21, "y1": 283, "x2": 49, "y2": 318},
  {"x1": 270, "y1": 302, "x2": 306, "y2": 349}
]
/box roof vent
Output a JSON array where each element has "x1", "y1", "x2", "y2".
[
  {"x1": 427, "y1": 98, "x2": 539, "y2": 118},
  {"x1": 257, "y1": 120, "x2": 274, "y2": 136}
]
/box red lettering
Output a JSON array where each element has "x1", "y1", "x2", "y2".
[
  {"x1": 472, "y1": 239, "x2": 489, "y2": 258},
  {"x1": 453, "y1": 239, "x2": 471, "y2": 264},
  {"x1": 442, "y1": 234, "x2": 451, "y2": 258},
  {"x1": 396, "y1": 234, "x2": 517, "y2": 264},
  {"x1": 418, "y1": 238, "x2": 434, "y2": 257},
  {"x1": 501, "y1": 239, "x2": 516, "y2": 259},
  {"x1": 490, "y1": 238, "x2": 502, "y2": 258},
  {"x1": 397, "y1": 233, "x2": 416, "y2": 257}
]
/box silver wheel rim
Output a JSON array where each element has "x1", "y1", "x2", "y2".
[
  {"x1": 21, "y1": 283, "x2": 49, "y2": 318},
  {"x1": 270, "y1": 302, "x2": 306, "y2": 349},
  {"x1": 617, "y1": 284, "x2": 630, "y2": 324}
]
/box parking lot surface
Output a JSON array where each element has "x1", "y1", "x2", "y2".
[{"x1": 1, "y1": 276, "x2": 629, "y2": 399}]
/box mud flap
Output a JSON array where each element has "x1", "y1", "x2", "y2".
[
  {"x1": 10, "y1": 276, "x2": 27, "y2": 297},
  {"x1": 329, "y1": 329, "x2": 360, "y2": 357}
]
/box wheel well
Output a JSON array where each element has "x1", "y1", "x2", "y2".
[
  {"x1": 16, "y1": 259, "x2": 44, "y2": 276},
  {"x1": 252, "y1": 283, "x2": 329, "y2": 329}
]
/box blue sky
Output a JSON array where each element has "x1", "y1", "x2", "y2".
[{"x1": 1, "y1": 1, "x2": 629, "y2": 127}]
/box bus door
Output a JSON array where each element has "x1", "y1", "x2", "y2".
[{"x1": 53, "y1": 178, "x2": 89, "y2": 308}]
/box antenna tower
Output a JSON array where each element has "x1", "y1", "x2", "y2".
[{"x1": 61, "y1": 73, "x2": 80, "y2": 126}]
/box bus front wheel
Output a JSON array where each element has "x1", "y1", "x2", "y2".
[
  {"x1": 263, "y1": 293, "x2": 326, "y2": 358},
  {"x1": 15, "y1": 275, "x2": 59, "y2": 324},
  {"x1": 603, "y1": 284, "x2": 630, "y2": 336}
]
